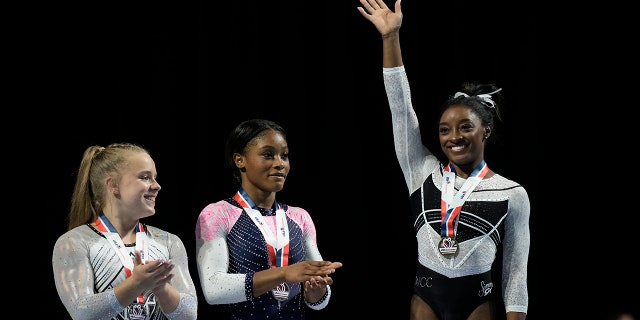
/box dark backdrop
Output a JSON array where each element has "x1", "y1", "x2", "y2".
[{"x1": 28, "y1": 0, "x2": 637, "y2": 319}]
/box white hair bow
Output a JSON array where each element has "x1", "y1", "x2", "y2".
[{"x1": 453, "y1": 88, "x2": 502, "y2": 109}]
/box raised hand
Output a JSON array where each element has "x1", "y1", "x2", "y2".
[{"x1": 357, "y1": 0, "x2": 403, "y2": 37}]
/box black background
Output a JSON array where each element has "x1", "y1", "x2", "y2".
[{"x1": 23, "y1": 0, "x2": 638, "y2": 319}]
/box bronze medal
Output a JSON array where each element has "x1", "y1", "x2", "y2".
[{"x1": 127, "y1": 303, "x2": 147, "y2": 320}]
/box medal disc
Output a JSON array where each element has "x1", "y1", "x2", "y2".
[
  {"x1": 438, "y1": 236, "x2": 458, "y2": 256},
  {"x1": 272, "y1": 282, "x2": 290, "y2": 301}
]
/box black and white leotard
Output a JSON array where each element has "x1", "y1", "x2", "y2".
[
  {"x1": 382, "y1": 66, "x2": 530, "y2": 316},
  {"x1": 52, "y1": 224, "x2": 198, "y2": 320}
]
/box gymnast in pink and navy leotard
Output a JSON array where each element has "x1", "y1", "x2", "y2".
[{"x1": 195, "y1": 119, "x2": 342, "y2": 319}]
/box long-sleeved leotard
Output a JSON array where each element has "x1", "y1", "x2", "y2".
[
  {"x1": 383, "y1": 66, "x2": 530, "y2": 314},
  {"x1": 52, "y1": 224, "x2": 198, "y2": 320},
  {"x1": 195, "y1": 198, "x2": 331, "y2": 320}
]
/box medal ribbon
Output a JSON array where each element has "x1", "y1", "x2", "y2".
[
  {"x1": 440, "y1": 160, "x2": 489, "y2": 237},
  {"x1": 233, "y1": 188, "x2": 290, "y2": 268},
  {"x1": 95, "y1": 214, "x2": 146, "y2": 304}
]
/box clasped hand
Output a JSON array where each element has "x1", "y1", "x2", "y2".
[
  {"x1": 131, "y1": 250, "x2": 175, "y2": 292},
  {"x1": 285, "y1": 260, "x2": 343, "y2": 303}
]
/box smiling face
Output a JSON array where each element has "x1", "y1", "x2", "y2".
[
  {"x1": 438, "y1": 105, "x2": 488, "y2": 174},
  {"x1": 109, "y1": 151, "x2": 161, "y2": 220},
  {"x1": 235, "y1": 129, "x2": 289, "y2": 195}
]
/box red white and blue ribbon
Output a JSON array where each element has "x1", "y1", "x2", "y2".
[
  {"x1": 440, "y1": 160, "x2": 489, "y2": 237},
  {"x1": 233, "y1": 188, "x2": 290, "y2": 268},
  {"x1": 95, "y1": 214, "x2": 147, "y2": 304}
]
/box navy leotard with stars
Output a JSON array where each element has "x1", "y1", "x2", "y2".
[{"x1": 195, "y1": 197, "x2": 331, "y2": 319}]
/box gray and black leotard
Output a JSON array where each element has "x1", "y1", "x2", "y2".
[
  {"x1": 382, "y1": 66, "x2": 530, "y2": 317},
  {"x1": 52, "y1": 224, "x2": 198, "y2": 320}
]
